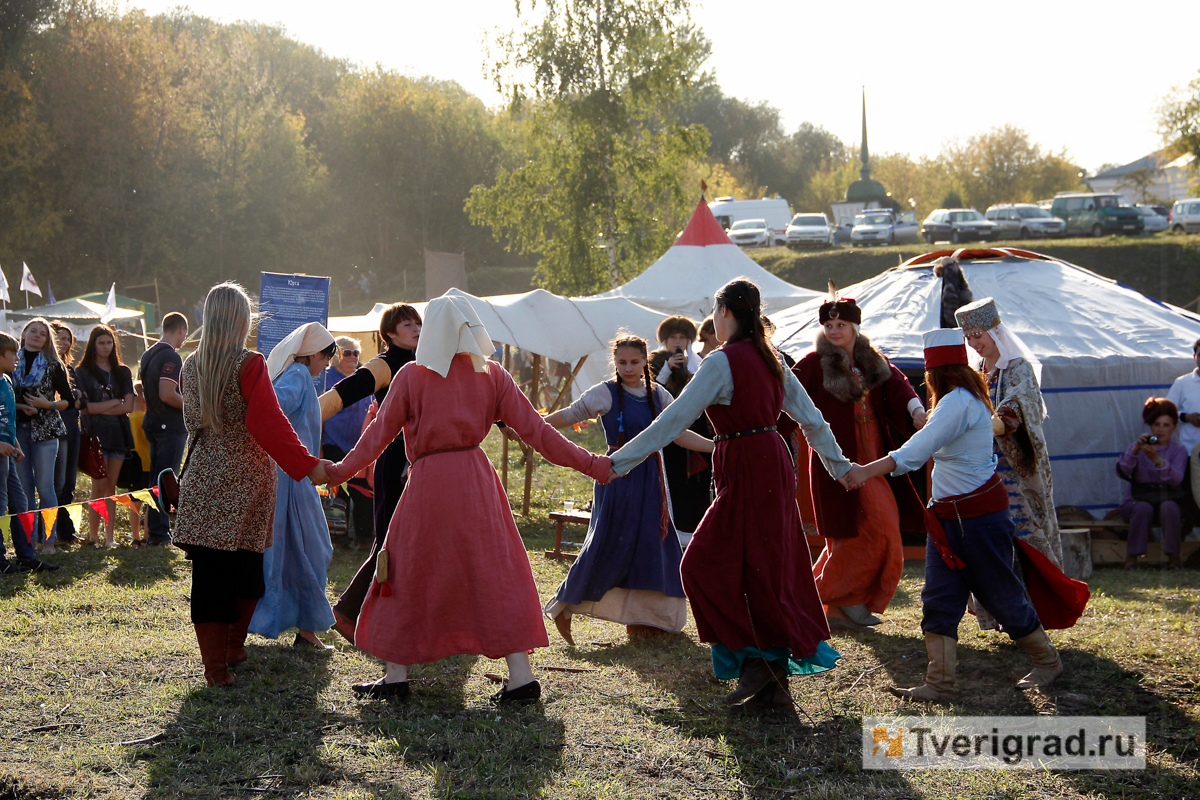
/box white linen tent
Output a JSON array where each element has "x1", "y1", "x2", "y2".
[
  {"x1": 589, "y1": 197, "x2": 821, "y2": 318},
  {"x1": 5, "y1": 297, "x2": 146, "y2": 346},
  {"x1": 328, "y1": 288, "x2": 668, "y2": 401},
  {"x1": 771, "y1": 247, "x2": 1200, "y2": 517}
]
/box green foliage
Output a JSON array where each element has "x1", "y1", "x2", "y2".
[
  {"x1": 941, "y1": 189, "x2": 964, "y2": 209},
  {"x1": 468, "y1": 0, "x2": 710, "y2": 294},
  {"x1": 943, "y1": 124, "x2": 1078, "y2": 211},
  {"x1": 1160, "y1": 69, "x2": 1200, "y2": 181}
]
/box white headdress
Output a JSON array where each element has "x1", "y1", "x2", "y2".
[
  {"x1": 415, "y1": 296, "x2": 493, "y2": 378},
  {"x1": 265, "y1": 322, "x2": 335, "y2": 381}
]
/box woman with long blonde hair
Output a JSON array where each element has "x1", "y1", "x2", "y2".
[
  {"x1": 172, "y1": 283, "x2": 327, "y2": 687},
  {"x1": 13, "y1": 317, "x2": 74, "y2": 554}
]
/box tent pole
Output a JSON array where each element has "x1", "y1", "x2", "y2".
[
  {"x1": 522, "y1": 353, "x2": 541, "y2": 517},
  {"x1": 501, "y1": 345, "x2": 511, "y2": 492},
  {"x1": 546, "y1": 355, "x2": 588, "y2": 415}
]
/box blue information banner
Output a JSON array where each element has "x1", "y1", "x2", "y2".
[{"x1": 257, "y1": 272, "x2": 331, "y2": 361}]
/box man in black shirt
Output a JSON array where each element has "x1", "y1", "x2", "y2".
[{"x1": 139, "y1": 312, "x2": 188, "y2": 545}]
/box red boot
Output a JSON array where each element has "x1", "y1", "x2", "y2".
[
  {"x1": 227, "y1": 598, "x2": 258, "y2": 667},
  {"x1": 195, "y1": 623, "x2": 234, "y2": 687}
]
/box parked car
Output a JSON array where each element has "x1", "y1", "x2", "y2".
[
  {"x1": 850, "y1": 210, "x2": 897, "y2": 246},
  {"x1": 1135, "y1": 205, "x2": 1168, "y2": 234},
  {"x1": 727, "y1": 218, "x2": 773, "y2": 248},
  {"x1": 785, "y1": 213, "x2": 836, "y2": 248},
  {"x1": 1169, "y1": 198, "x2": 1200, "y2": 233},
  {"x1": 984, "y1": 203, "x2": 1066, "y2": 239},
  {"x1": 1049, "y1": 193, "x2": 1144, "y2": 237},
  {"x1": 920, "y1": 208, "x2": 999, "y2": 244}
]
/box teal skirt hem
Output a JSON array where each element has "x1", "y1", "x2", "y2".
[{"x1": 710, "y1": 640, "x2": 841, "y2": 681}]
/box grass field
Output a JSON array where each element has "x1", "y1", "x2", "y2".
[{"x1": 2, "y1": 426, "x2": 1199, "y2": 799}]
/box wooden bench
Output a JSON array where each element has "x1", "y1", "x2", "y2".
[{"x1": 545, "y1": 509, "x2": 591, "y2": 562}]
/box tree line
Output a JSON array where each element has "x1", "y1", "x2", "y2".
[{"x1": 6, "y1": 0, "x2": 1189, "y2": 308}]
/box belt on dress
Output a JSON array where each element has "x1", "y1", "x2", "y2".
[
  {"x1": 712, "y1": 425, "x2": 777, "y2": 443},
  {"x1": 412, "y1": 444, "x2": 481, "y2": 464}
]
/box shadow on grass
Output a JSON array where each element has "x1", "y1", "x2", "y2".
[
  {"x1": 105, "y1": 545, "x2": 181, "y2": 588},
  {"x1": 145, "y1": 642, "x2": 338, "y2": 798}
]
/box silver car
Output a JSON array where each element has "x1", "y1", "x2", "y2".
[
  {"x1": 1135, "y1": 205, "x2": 1168, "y2": 234},
  {"x1": 850, "y1": 211, "x2": 896, "y2": 246},
  {"x1": 1169, "y1": 198, "x2": 1200, "y2": 233},
  {"x1": 984, "y1": 203, "x2": 1066, "y2": 239},
  {"x1": 727, "y1": 218, "x2": 772, "y2": 248},
  {"x1": 785, "y1": 213, "x2": 835, "y2": 248}
]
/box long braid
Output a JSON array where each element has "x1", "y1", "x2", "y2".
[
  {"x1": 643, "y1": 363, "x2": 659, "y2": 419},
  {"x1": 610, "y1": 332, "x2": 652, "y2": 447}
]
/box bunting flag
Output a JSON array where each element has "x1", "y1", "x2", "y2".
[
  {"x1": 40, "y1": 508, "x2": 57, "y2": 537},
  {"x1": 0, "y1": 517, "x2": 9, "y2": 539},
  {"x1": 66, "y1": 504, "x2": 84, "y2": 531},
  {"x1": 113, "y1": 494, "x2": 140, "y2": 512},
  {"x1": 16, "y1": 511, "x2": 37, "y2": 538},
  {"x1": 88, "y1": 499, "x2": 111, "y2": 525},
  {"x1": 132, "y1": 489, "x2": 156, "y2": 506}
]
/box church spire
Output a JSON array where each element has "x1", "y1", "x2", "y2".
[{"x1": 860, "y1": 86, "x2": 871, "y2": 182}]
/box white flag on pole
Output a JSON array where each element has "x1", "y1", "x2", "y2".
[
  {"x1": 19, "y1": 263, "x2": 41, "y2": 297},
  {"x1": 0, "y1": 264, "x2": 9, "y2": 303},
  {"x1": 99, "y1": 283, "x2": 117, "y2": 324}
]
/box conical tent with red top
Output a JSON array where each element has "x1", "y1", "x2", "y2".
[{"x1": 589, "y1": 198, "x2": 821, "y2": 318}]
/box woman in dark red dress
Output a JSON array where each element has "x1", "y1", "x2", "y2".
[{"x1": 610, "y1": 279, "x2": 854, "y2": 710}]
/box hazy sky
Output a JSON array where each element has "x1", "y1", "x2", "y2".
[{"x1": 123, "y1": 0, "x2": 1200, "y2": 175}]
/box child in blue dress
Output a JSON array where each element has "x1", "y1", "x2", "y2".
[{"x1": 543, "y1": 335, "x2": 713, "y2": 644}]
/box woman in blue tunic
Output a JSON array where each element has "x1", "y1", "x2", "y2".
[
  {"x1": 249, "y1": 323, "x2": 338, "y2": 649},
  {"x1": 542, "y1": 335, "x2": 713, "y2": 645}
]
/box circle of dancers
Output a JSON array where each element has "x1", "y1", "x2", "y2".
[{"x1": 163, "y1": 276, "x2": 1085, "y2": 708}]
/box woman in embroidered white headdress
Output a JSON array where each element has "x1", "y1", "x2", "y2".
[
  {"x1": 318, "y1": 296, "x2": 612, "y2": 703},
  {"x1": 249, "y1": 322, "x2": 339, "y2": 648},
  {"x1": 955, "y1": 298, "x2": 1062, "y2": 577}
]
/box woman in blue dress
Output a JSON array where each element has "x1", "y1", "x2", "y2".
[
  {"x1": 542, "y1": 335, "x2": 713, "y2": 645},
  {"x1": 249, "y1": 322, "x2": 338, "y2": 649}
]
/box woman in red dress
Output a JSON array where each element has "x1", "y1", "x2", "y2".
[
  {"x1": 321, "y1": 297, "x2": 612, "y2": 703},
  {"x1": 610, "y1": 279, "x2": 854, "y2": 709}
]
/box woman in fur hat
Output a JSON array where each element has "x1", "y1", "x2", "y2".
[{"x1": 791, "y1": 292, "x2": 927, "y2": 630}]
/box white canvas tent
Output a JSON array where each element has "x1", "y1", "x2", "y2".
[
  {"x1": 4, "y1": 298, "x2": 146, "y2": 348},
  {"x1": 589, "y1": 198, "x2": 821, "y2": 318},
  {"x1": 328, "y1": 288, "x2": 668, "y2": 401},
  {"x1": 770, "y1": 247, "x2": 1200, "y2": 517}
]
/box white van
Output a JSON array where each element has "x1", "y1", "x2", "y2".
[{"x1": 708, "y1": 197, "x2": 791, "y2": 246}]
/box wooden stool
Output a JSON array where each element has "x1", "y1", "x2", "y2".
[{"x1": 545, "y1": 509, "x2": 591, "y2": 562}]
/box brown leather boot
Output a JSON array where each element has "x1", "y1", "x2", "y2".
[
  {"x1": 724, "y1": 657, "x2": 786, "y2": 705},
  {"x1": 227, "y1": 598, "x2": 258, "y2": 667},
  {"x1": 888, "y1": 632, "x2": 957, "y2": 701},
  {"x1": 1015, "y1": 627, "x2": 1062, "y2": 690},
  {"x1": 195, "y1": 622, "x2": 234, "y2": 687}
]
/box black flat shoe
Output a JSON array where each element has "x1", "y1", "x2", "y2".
[
  {"x1": 351, "y1": 678, "x2": 410, "y2": 699},
  {"x1": 491, "y1": 679, "x2": 541, "y2": 705},
  {"x1": 1, "y1": 561, "x2": 32, "y2": 574}
]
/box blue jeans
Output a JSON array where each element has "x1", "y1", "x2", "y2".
[
  {"x1": 15, "y1": 426, "x2": 59, "y2": 545},
  {"x1": 0, "y1": 455, "x2": 34, "y2": 562},
  {"x1": 144, "y1": 428, "x2": 186, "y2": 543},
  {"x1": 921, "y1": 509, "x2": 1041, "y2": 641}
]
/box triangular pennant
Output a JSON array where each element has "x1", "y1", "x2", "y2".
[
  {"x1": 40, "y1": 508, "x2": 58, "y2": 537},
  {"x1": 0, "y1": 517, "x2": 9, "y2": 540},
  {"x1": 67, "y1": 504, "x2": 84, "y2": 531},
  {"x1": 113, "y1": 494, "x2": 139, "y2": 511},
  {"x1": 16, "y1": 511, "x2": 37, "y2": 538},
  {"x1": 88, "y1": 499, "x2": 110, "y2": 525},
  {"x1": 132, "y1": 489, "x2": 156, "y2": 506}
]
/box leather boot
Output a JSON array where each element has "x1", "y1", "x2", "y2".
[
  {"x1": 226, "y1": 598, "x2": 258, "y2": 667},
  {"x1": 1015, "y1": 627, "x2": 1062, "y2": 690},
  {"x1": 888, "y1": 632, "x2": 956, "y2": 701},
  {"x1": 724, "y1": 657, "x2": 786, "y2": 705},
  {"x1": 195, "y1": 623, "x2": 234, "y2": 687},
  {"x1": 738, "y1": 679, "x2": 793, "y2": 712}
]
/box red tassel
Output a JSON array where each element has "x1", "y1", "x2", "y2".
[{"x1": 379, "y1": 582, "x2": 392, "y2": 597}]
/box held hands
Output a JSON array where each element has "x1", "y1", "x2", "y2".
[
  {"x1": 500, "y1": 425, "x2": 524, "y2": 446},
  {"x1": 607, "y1": 468, "x2": 621, "y2": 484},
  {"x1": 307, "y1": 459, "x2": 333, "y2": 485},
  {"x1": 912, "y1": 409, "x2": 927, "y2": 430},
  {"x1": 838, "y1": 464, "x2": 869, "y2": 492}
]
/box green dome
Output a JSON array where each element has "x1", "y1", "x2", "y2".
[{"x1": 845, "y1": 177, "x2": 888, "y2": 202}]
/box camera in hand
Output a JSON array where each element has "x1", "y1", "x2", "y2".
[{"x1": 1147, "y1": 435, "x2": 1160, "y2": 445}]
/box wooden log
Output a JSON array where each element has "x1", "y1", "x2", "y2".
[
  {"x1": 522, "y1": 353, "x2": 541, "y2": 516},
  {"x1": 1059, "y1": 528, "x2": 1093, "y2": 579}
]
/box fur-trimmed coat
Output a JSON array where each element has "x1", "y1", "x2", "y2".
[{"x1": 791, "y1": 332, "x2": 925, "y2": 538}]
